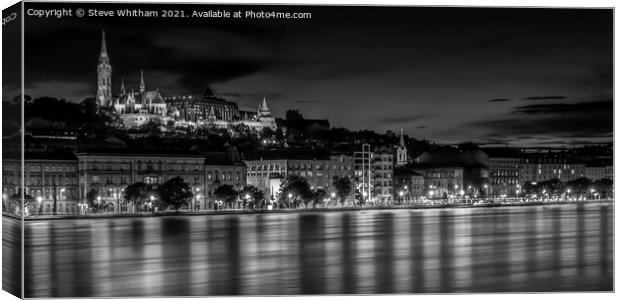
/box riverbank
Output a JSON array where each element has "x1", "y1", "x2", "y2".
[{"x1": 10, "y1": 199, "x2": 612, "y2": 221}]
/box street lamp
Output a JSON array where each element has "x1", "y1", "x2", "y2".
[
  {"x1": 288, "y1": 193, "x2": 293, "y2": 208},
  {"x1": 36, "y1": 196, "x2": 43, "y2": 214}
]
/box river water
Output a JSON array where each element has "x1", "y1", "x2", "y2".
[{"x1": 6, "y1": 202, "x2": 614, "y2": 297}]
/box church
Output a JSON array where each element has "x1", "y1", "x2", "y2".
[
  {"x1": 96, "y1": 31, "x2": 172, "y2": 128},
  {"x1": 95, "y1": 30, "x2": 276, "y2": 131}
]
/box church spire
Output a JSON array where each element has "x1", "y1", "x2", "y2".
[
  {"x1": 263, "y1": 97, "x2": 268, "y2": 110},
  {"x1": 139, "y1": 70, "x2": 145, "y2": 93},
  {"x1": 257, "y1": 97, "x2": 271, "y2": 117},
  {"x1": 396, "y1": 128, "x2": 408, "y2": 166},
  {"x1": 260, "y1": 97, "x2": 269, "y2": 111},
  {"x1": 100, "y1": 31, "x2": 108, "y2": 56},
  {"x1": 96, "y1": 30, "x2": 112, "y2": 107},
  {"x1": 120, "y1": 78, "x2": 126, "y2": 94}
]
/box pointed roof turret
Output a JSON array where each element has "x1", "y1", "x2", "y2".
[
  {"x1": 100, "y1": 30, "x2": 108, "y2": 57},
  {"x1": 399, "y1": 128, "x2": 406, "y2": 148},
  {"x1": 261, "y1": 97, "x2": 269, "y2": 111},
  {"x1": 98, "y1": 30, "x2": 110, "y2": 65},
  {"x1": 120, "y1": 78, "x2": 126, "y2": 94},
  {"x1": 204, "y1": 86, "x2": 215, "y2": 99},
  {"x1": 139, "y1": 70, "x2": 145, "y2": 93}
]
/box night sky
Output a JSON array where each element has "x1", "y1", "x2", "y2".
[{"x1": 12, "y1": 3, "x2": 613, "y2": 147}]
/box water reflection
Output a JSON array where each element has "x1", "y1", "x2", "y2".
[
  {"x1": 4, "y1": 216, "x2": 21, "y2": 298},
  {"x1": 14, "y1": 203, "x2": 614, "y2": 297},
  {"x1": 299, "y1": 214, "x2": 325, "y2": 294}
]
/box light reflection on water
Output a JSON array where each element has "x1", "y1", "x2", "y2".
[{"x1": 13, "y1": 203, "x2": 613, "y2": 297}]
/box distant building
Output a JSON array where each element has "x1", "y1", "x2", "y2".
[
  {"x1": 96, "y1": 30, "x2": 112, "y2": 107},
  {"x1": 94, "y1": 30, "x2": 277, "y2": 132},
  {"x1": 164, "y1": 87, "x2": 240, "y2": 123},
  {"x1": 352, "y1": 144, "x2": 395, "y2": 204},
  {"x1": 413, "y1": 166, "x2": 464, "y2": 201},
  {"x1": 204, "y1": 148, "x2": 247, "y2": 209},
  {"x1": 165, "y1": 92, "x2": 277, "y2": 132},
  {"x1": 395, "y1": 129, "x2": 408, "y2": 166},
  {"x1": 414, "y1": 148, "x2": 488, "y2": 198},
  {"x1": 244, "y1": 150, "x2": 354, "y2": 202},
  {"x1": 353, "y1": 144, "x2": 373, "y2": 204},
  {"x1": 95, "y1": 31, "x2": 172, "y2": 128},
  {"x1": 483, "y1": 148, "x2": 521, "y2": 197},
  {"x1": 585, "y1": 163, "x2": 613, "y2": 182},
  {"x1": 394, "y1": 167, "x2": 424, "y2": 202},
  {"x1": 76, "y1": 151, "x2": 206, "y2": 213},
  {"x1": 373, "y1": 147, "x2": 394, "y2": 204},
  {"x1": 519, "y1": 153, "x2": 585, "y2": 183},
  {"x1": 3, "y1": 151, "x2": 79, "y2": 215}
]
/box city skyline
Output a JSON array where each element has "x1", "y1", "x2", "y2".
[{"x1": 9, "y1": 3, "x2": 613, "y2": 147}]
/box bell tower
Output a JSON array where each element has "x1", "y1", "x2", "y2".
[
  {"x1": 96, "y1": 30, "x2": 113, "y2": 107},
  {"x1": 396, "y1": 129, "x2": 408, "y2": 166}
]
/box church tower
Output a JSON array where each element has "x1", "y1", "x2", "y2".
[
  {"x1": 139, "y1": 70, "x2": 146, "y2": 93},
  {"x1": 120, "y1": 78, "x2": 126, "y2": 95},
  {"x1": 257, "y1": 97, "x2": 271, "y2": 117},
  {"x1": 396, "y1": 129, "x2": 408, "y2": 166},
  {"x1": 96, "y1": 30, "x2": 112, "y2": 107}
]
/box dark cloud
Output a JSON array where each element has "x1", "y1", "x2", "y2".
[
  {"x1": 468, "y1": 102, "x2": 612, "y2": 138},
  {"x1": 488, "y1": 98, "x2": 510, "y2": 102},
  {"x1": 417, "y1": 126, "x2": 427, "y2": 129},
  {"x1": 377, "y1": 115, "x2": 427, "y2": 125},
  {"x1": 294, "y1": 100, "x2": 322, "y2": 104},
  {"x1": 523, "y1": 96, "x2": 566, "y2": 100},
  {"x1": 512, "y1": 100, "x2": 611, "y2": 114}
]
